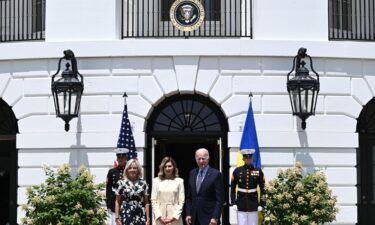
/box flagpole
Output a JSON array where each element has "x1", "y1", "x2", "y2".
[{"x1": 123, "y1": 92, "x2": 127, "y2": 105}]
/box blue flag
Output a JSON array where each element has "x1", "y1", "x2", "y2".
[
  {"x1": 240, "y1": 100, "x2": 261, "y2": 169},
  {"x1": 116, "y1": 104, "x2": 137, "y2": 159}
]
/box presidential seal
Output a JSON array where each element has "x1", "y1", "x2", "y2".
[{"x1": 170, "y1": 0, "x2": 205, "y2": 32}]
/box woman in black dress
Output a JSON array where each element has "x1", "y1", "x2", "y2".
[{"x1": 114, "y1": 159, "x2": 150, "y2": 225}]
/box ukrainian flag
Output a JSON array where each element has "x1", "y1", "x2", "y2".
[
  {"x1": 236, "y1": 98, "x2": 263, "y2": 223},
  {"x1": 239, "y1": 99, "x2": 261, "y2": 169}
]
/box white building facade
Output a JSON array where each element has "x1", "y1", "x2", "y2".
[{"x1": 0, "y1": 0, "x2": 374, "y2": 224}]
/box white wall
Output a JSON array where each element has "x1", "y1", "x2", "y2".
[
  {"x1": 45, "y1": 0, "x2": 121, "y2": 41},
  {"x1": 0, "y1": 55, "x2": 369, "y2": 224},
  {"x1": 253, "y1": 0, "x2": 329, "y2": 41},
  {"x1": 43, "y1": 0, "x2": 330, "y2": 41}
]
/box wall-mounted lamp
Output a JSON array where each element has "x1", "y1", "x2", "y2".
[
  {"x1": 287, "y1": 47, "x2": 320, "y2": 130},
  {"x1": 51, "y1": 50, "x2": 84, "y2": 131}
]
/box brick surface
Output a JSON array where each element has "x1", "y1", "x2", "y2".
[
  {"x1": 80, "y1": 96, "x2": 110, "y2": 114},
  {"x1": 352, "y1": 78, "x2": 373, "y2": 105},
  {"x1": 262, "y1": 57, "x2": 292, "y2": 75},
  {"x1": 12, "y1": 59, "x2": 49, "y2": 78},
  {"x1": 24, "y1": 78, "x2": 51, "y2": 96},
  {"x1": 210, "y1": 76, "x2": 232, "y2": 104},
  {"x1": 220, "y1": 57, "x2": 261, "y2": 75},
  {"x1": 306, "y1": 115, "x2": 356, "y2": 132},
  {"x1": 75, "y1": 57, "x2": 111, "y2": 76},
  {"x1": 0, "y1": 73, "x2": 10, "y2": 97},
  {"x1": 152, "y1": 57, "x2": 178, "y2": 94},
  {"x1": 173, "y1": 56, "x2": 199, "y2": 92},
  {"x1": 112, "y1": 57, "x2": 152, "y2": 75},
  {"x1": 262, "y1": 95, "x2": 291, "y2": 113},
  {"x1": 84, "y1": 76, "x2": 138, "y2": 95},
  {"x1": 18, "y1": 115, "x2": 67, "y2": 133},
  {"x1": 2, "y1": 78, "x2": 23, "y2": 106},
  {"x1": 139, "y1": 76, "x2": 164, "y2": 105},
  {"x1": 295, "y1": 148, "x2": 356, "y2": 166},
  {"x1": 325, "y1": 58, "x2": 362, "y2": 77},
  {"x1": 228, "y1": 114, "x2": 294, "y2": 132},
  {"x1": 12, "y1": 97, "x2": 49, "y2": 119},
  {"x1": 18, "y1": 149, "x2": 74, "y2": 166},
  {"x1": 325, "y1": 96, "x2": 362, "y2": 118},
  {"x1": 17, "y1": 131, "x2": 145, "y2": 149},
  {"x1": 228, "y1": 131, "x2": 358, "y2": 148},
  {"x1": 234, "y1": 76, "x2": 286, "y2": 94},
  {"x1": 222, "y1": 95, "x2": 261, "y2": 118},
  {"x1": 320, "y1": 77, "x2": 351, "y2": 95},
  {"x1": 110, "y1": 95, "x2": 152, "y2": 118},
  {"x1": 195, "y1": 57, "x2": 219, "y2": 95}
]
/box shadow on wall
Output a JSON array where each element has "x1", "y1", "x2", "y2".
[
  {"x1": 296, "y1": 130, "x2": 315, "y2": 174},
  {"x1": 69, "y1": 116, "x2": 89, "y2": 174}
]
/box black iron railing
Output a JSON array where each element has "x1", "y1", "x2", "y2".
[
  {"x1": 0, "y1": 0, "x2": 45, "y2": 42},
  {"x1": 122, "y1": 0, "x2": 252, "y2": 38},
  {"x1": 329, "y1": 0, "x2": 375, "y2": 41}
]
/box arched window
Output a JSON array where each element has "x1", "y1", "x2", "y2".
[
  {"x1": 148, "y1": 94, "x2": 227, "y2": 133},
  {"x1": 0, "y1": 98, "x2": 18, "y2": 135},
  {"x1": 357, "y1": 98, "x2": 375, "y2": 134}
]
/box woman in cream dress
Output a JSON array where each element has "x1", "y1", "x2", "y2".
[{"x1": 151, "y1": 157, "x2": 184, "y2": 225}]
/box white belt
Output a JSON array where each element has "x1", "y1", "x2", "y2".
[{"x1": 237, "y1": 188, "x2": 257, "y2": 193}]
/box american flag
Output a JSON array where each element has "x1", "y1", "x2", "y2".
[{"x1": 116, "y1": 102, "x2": 137, "y2": 159}]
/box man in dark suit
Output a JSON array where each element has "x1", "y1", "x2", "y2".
[{"x1": 185, "y1": 148, "x2": 224, "y2": 225}]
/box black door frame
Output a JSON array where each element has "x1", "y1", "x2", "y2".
[
  {"x1": 0, "y1": 98, "x2": 18, "y2": 225},
  {"x1": 357, "y1": 135, "x2": 375, "y2": 225},
  {"x1": 0, "y1": 135, "x2": 17, "y2": 225},
  {"x1": 356, "y1": 97, "x2": 375, "y2": 224},
  {"x1": 145, "y1": 134, "x2": 230, "y2": 225},
  {"x1": 145, "y1": 94, "x2": 230, "y2": 224}
]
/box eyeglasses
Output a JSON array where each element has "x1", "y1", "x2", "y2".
[{"x1": 117, "y1": 154, "x2": 128, "y2": 158}]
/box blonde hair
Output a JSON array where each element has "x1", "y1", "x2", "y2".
[
  {"x1": 123, "y1": 159, "x2": 143, "y2": 180},
  {"x1": 157, "y1": 157, "x2": 179, "y2": 180}
]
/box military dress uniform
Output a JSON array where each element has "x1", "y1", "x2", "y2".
[
  {"x1": 230, "y1": 153, "x2": 265, "y2": 225},
  {"x1": 106, "y1": 147, "x2": 129, "y2": 225},
  {"x1": 106, "y1": 165, "x2": 125, "y2": 224}
]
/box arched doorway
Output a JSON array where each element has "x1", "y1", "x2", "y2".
[
  {"x1": 0, "y1": 98, "x2": 18, "y2": 225},
  {"x1": 357, "y1": 97, "x2": 375, "y2": 224},
  {"x1": 146, "y1": 94, "x2": 229, "y2": 224}
]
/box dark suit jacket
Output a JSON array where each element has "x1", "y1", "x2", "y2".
[{"x1": 185, "y1": 166, "x2": 224, "y2": 225}]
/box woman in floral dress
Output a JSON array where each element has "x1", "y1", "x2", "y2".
[{"x1": 114, "y1": 159, "x2": 150, "y2": 225}]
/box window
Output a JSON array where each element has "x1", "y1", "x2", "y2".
[
  {"x1": 122, "y1": 0, "x2": 252, "y2": 37},
  {"x1": 0, "y1": 0, "x2": 45, "y2": 42},
  {"x1": 329, "y1": 0, "x2": 375, "y2": 40}
]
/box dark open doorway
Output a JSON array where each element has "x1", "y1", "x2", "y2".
[
  {"x1": 0, "y1": 98, "x2": 18, "y2": 225},
  {"x1": 153, "y1": 137, "x2": 221, "y2": 192},
  {"x1": 146, "y1": 94, "x2": 229, "y2": 224},
  {"x1": 0, "y1": 138, "x2": 17, "y2": 225},
  {"x1": 152, "y1": 136, "x2": 222, "y2": 225},
  {"x1": 357, "y1": 97, "x2": 375, "y2": 225}
]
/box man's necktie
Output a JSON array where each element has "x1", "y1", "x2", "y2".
[{"x1": 196, "y1": 170, "x2": 204, "y2": 193}]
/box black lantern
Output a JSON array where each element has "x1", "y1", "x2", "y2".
[
  {"x1": 287, "y1": 48, "x2": 320, "y2": 130},
  {"x1": 51, "y1": 50, "x2": 84, "y2": 131}
]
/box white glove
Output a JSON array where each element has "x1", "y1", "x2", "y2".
[
  {"x1": 257, "y1": 206, "x2": 263, "y2": 212},
  {"x1": 231, "y1": 205, "x2": 238, "y2": 211}
]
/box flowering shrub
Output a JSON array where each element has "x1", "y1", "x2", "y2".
[
  {"x1": 263, "y1": 162, "x2": 339, "y2": 225},
  {"x1": 21, "y1": 164, "x2": 107, "y2": 225}
]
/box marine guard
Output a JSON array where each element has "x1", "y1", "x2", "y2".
[
  {"x1": 230, "y1": 149, "x2": 265, "y2": 225},
  {"x1": 106, "y1": 148, "x2": 128, "y2": 225}
]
